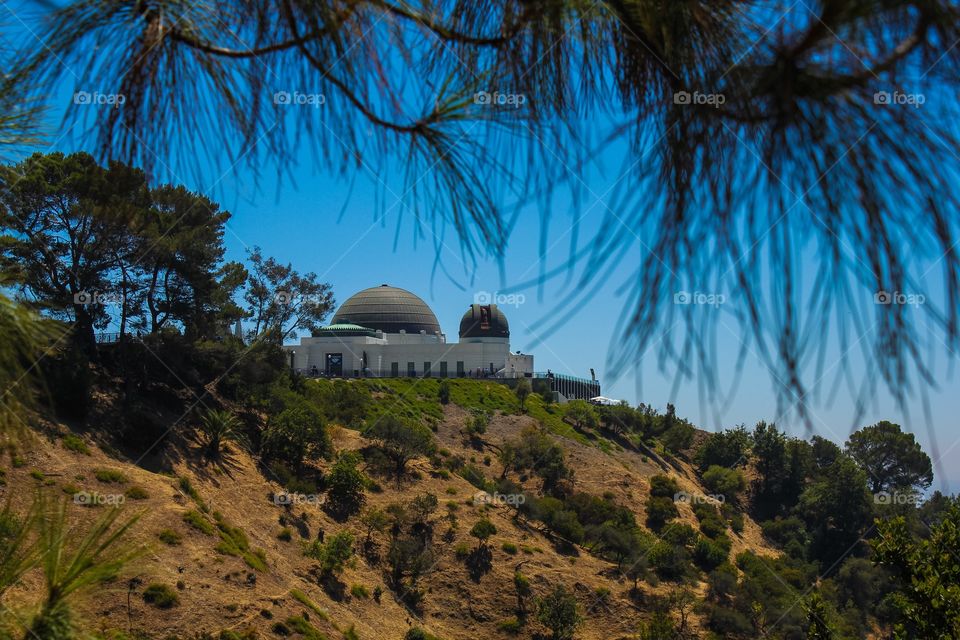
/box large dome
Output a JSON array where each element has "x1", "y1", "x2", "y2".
[
  {"x1": 459, "y1": 303, "x2": 509, "y2": 339},
  {"x1": 331, "y1": 285, "x2": 441, "y2": 335}
]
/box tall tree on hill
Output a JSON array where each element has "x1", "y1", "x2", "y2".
[
  {"x1": 244, "y1": 246, "x2": 334, "y2": 343},
  {"x1": 0, "y1": 152, "x2": 149, "y2": 355},
  {"x1": 846, "y1": 421, "x2": 933, "y2": 495}
]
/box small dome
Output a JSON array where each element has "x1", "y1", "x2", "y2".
[
  {"x1": 331, "y1": 285, "x2": 441, "y2": 335},
  {"x1": 459, "y1": 304, "x2": 509, "y2": 339}
]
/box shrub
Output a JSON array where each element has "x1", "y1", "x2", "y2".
[
  {"x1": 277, "y1": 527, "x2": 293, "y2": 542},
  {"x1": 497, "y1": 618, "x2": 523, "y2": 634},
  {"x1": 158, "y1": 529, "x2": 182, "y2": 545},
  {"x1": 142, "y1": 583, "x2": 179, "y2": 609},
  {"x1": 536, "y1": 585, "x2": 581, "y2": 640},
  {"x1": 645, "y1": 496, "x2": 679, "y2": 531},
  {"x1": 183, "y1": 510, "x2": 215, "y2": 535},
  {"x1": 702, "y1": 465, "x2": 746, "y2": 499},
  {"x1": 470, "y1": 518, "x2": 497, "y2": 548},
  {"x1": 62, "y1": 434, "x2": 90, "y2": 455},
  {"x1": 93, "y1": 468, "x2": 126, "y2": 484},
  {"x1": 350, "y1": 584, "x2": 370, "y2": 599},
  {"x1": 306, "y1": 531, "x2": 354, "y2": 577},
  {"x1": 325, "y1": 451, "x2": 367, "y2": 518},
  {"x1": 262, "y1": 405, "x2": 332, "y2": 471},
  {"x1": 125, "y1": 486, "x2": 149, "y2": 500},
  {"x1": 694, "y1": 536, "x2": 729, "y2": 570},
  {"x1": 501, "y1": 542, "x2": 518, "y2": 555},
  {"x1": 648, "y1": 474, "x2": 680, "y2": 498},
  {"x1": 405, "y1": 629, "x2": 442, "y2": 640},
  {"x1": 199, "y1": 408, "x2": 246, "y2": 457}
]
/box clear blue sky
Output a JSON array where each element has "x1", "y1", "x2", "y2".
[{"x1": 5, "y1": 1, "x2": 959, "y2": 493}]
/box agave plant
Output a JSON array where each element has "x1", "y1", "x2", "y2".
[{"x1": 199, "y1": 408, "x2": 247, "y2": 457}]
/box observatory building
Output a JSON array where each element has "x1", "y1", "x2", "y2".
[{"x1": 284, "y1": 284, "x2": 600, "y2": 400}]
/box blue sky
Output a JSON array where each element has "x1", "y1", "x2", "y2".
[{"x1": 5, "y1": 1, "x2": 959, "y2": 492}]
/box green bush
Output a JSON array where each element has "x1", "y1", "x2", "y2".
[
  {"x1": 62, "y1": 434, "x2": 90, "y2": 455},
  {"x1": 501, "y1": 542, "x2": 518, "y2": 555},
  {"x1": 350, "y1": 584, "x2": 370, "y2": 599},
  {"x1": 93, "y1": 468, "x2": 127, "y2": 484},
  {"x1": 158, "y1": 529, "x2": 182, "y2": 545},
  {"x1": 125, "y1": 486, "x2": 149, "y2": 500},
  {"x1": 648, "y1": 474, "x2": 680, "y2": 498}
]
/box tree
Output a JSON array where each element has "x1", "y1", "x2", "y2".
[
  {"x1": 537, "y1": 585, "x2": 582, "y2": 640},
  {"x1": 0, "y1": 152, "x2": 149, "y2": 354},
  {"x1": 437, "y1": 379, "x2": 451, "y2": 405},
  {"x1": 514, "y1": 571, "x2": 532, "y2": 617},
  {"x1": 702, "y1": 466, "x2": 746, "y2": 501},
  {"x1": 359, "y1": 507, "x2": 389, "y2": 547},
  {"x1": 325, "y1": 452, "x2": 367, "y2": 519},
  {"x1": 872, "y1": 504, "x2": 960, "y2": 640},
  {"x1": 244, "y1": 246, "x2": 334, "y2": 343},
  {"x1": 307, "y1": 531, "x2": 354, "y2": 578},
  {"x1": 563, "y1": 400, "x2": 598, "y2": 431},
  {"x1": 262, "y1": 404, "x2": 332, "y2": 472},
  {"x1": 198, "y1": 408, "x2": 246, "y2": 458},
  {"x1": 514, "y1": 379, "x2": 531, "y2": 412},
  {"x1": 846, "y1": 421, "x2": 933, "y2": 494},
  {"x1": 363, "y1": 415, "x2": 435, "y2": 484},
  {"x1": 804, "y1": 593, "x2": 835, "y2": 640},
  {"x1": 799, "y1": 456, "x2": 873, "y2": 567},
  {"x1": 469, "y1": 518, "x2": 496, "y2": 550},
  {"x1": 696, "y1": 427, "x2": 751, "y2": 471}
]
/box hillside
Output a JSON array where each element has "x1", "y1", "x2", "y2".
[{"x1": 2, "y1": 378, "x2": 780, "y2": 640}]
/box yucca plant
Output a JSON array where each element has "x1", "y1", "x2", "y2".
[
  {"x1": 26, "y1": 494, "x2": 142, "y2": 640},
  {"x1": 199, "y1": 408, "x2": 246, "y2": 458}
]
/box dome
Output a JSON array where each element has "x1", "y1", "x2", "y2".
[
  {"x1": 331, "y1": 285, "x2": 441, "y2": 335},
  {"x1": 459, "y1": 303, "x2": 509, "y2": 339}
]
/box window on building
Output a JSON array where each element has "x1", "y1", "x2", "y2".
[
  {"x1": 439, "y1": 361, "x2": 448, "y2": 377},
  {"x1": 407, "y1": 362, "x2": 416, "y2": 377},
  {"x1": 391, "y1": 362, "x2": 399, "y2": 377},
  {"x1": 456, "y1": 361, "x2": 465, "y2": 377},
  {"x1": 424, "y1": 362, "x2": 431, "y2": 377}
]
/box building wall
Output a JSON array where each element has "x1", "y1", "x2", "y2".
[{"x1": 286, "y1": 335, "x2": 533, "y2": 378}]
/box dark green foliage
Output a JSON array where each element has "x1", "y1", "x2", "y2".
[
  {"x1": 562, "y1": 400, "x2": 598, "y2": 430},
  {"x1": 648, "y1": 542, "x2": 692, "y2": 580},
  {"x1": 645, "y1": 496, "x2": 678, "y2": 532},
  {"x1": 648, "y1": 474, "x2": 680, "y2": 498},
  {"x1": 701, "y1": 466, "x2": 746, "y2": 500},
  {"x1": 695, "y1": 426, "x2": 751, "y2": 470},
  {"x1": 363, "y1": 415, "x2": 435, "y2": 483},
  {"x1": 469, "y1": 518, "x2": 496, "y2": 548},
  {"x1": 799, "y1": 456, "x2": 873, "y2": 567},
  {"x1": 437, "y1": 380, "x2": 450, "y2": 405},
  {"x1": 872, "y1": 504, "x2": 960, "y2": 639},
  {"x1": 325, "y1": 452, "x2": 366, "y2": 518},
  {"x1": 536, "y1": 585, "x2": 581, "y2": 640},
  {"x1": 693, "y1": 535, "x2": 730, "y2": 570},
  {"x1": 846, "y1": 421, "x2": 934, "y2": 494},
  {"x1": 306, "y1": 531, "x2": 354, "y2": 578},
  {"x1": 262, "y1": 403, "x2": 332, "y2": 472},
  {"x1": 404, "y1": 629, "x2": 442, "y2": 640},
  {"x1": 499, "y1": 426, "x2": 572, "y2": 495}
]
